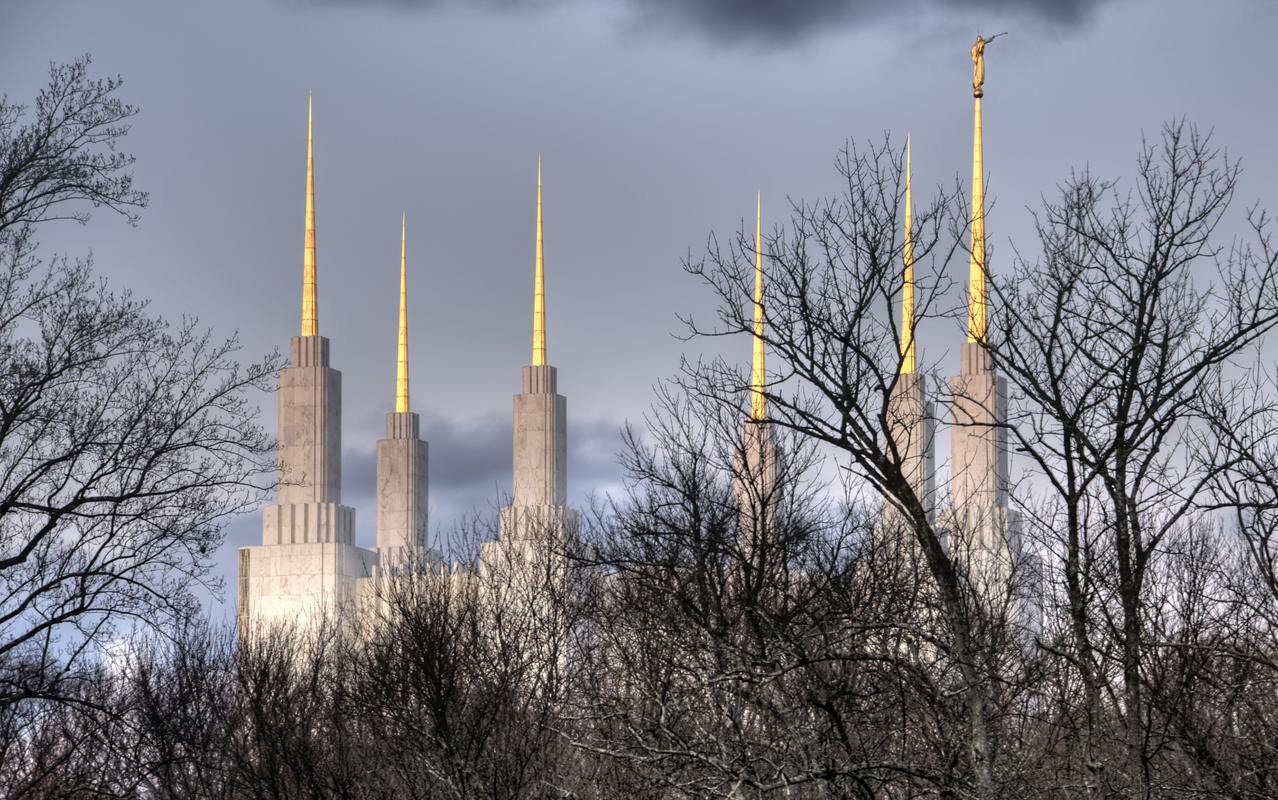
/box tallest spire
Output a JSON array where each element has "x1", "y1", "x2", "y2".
[
  {"x1": 532, "y1": 156, "x2": 546, "y2": 366},
  {"x1": 968, "y1": 86, "x2": 986, "y2": 343},
  {"x1": 967, "y1": 34, "x2": 1002, "y2": 344},
  {"x1": 751, "y1": 193, "x2": 766, "y2": 420},
  {"x1": 302, "y1": 95, "x2": 318, "y2": 337}
]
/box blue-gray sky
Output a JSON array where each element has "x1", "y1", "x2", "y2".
[{"x1": 4, "y1": 0, "x2": 1277, "y2": 620}]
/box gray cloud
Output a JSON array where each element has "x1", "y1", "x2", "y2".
[
  {"x1": 343, "y1": 412, "x2": 625, "y2": 512},
  {"x1": 305, "y1": 0, "x2": 1115, "y2": 44}
]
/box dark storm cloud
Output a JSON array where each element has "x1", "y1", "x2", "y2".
[
  {"x1": 622, "y1": 0, "x2": 1113, "y2": 43},
  {"x1": 304, "y1": 0, "x2": 1115, "y2": 44}
]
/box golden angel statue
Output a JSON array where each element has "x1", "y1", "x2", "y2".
[{"x1": 971, "y1": 32, "x2": 1007, "y2": 97}]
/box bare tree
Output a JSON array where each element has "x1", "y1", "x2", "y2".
[
  {"x1": 568, "y1": 376, "x2": 1022, "y2": 798},
  {"x1": 5, "y1": 71, "x2": 1278, "y2": 800},
  {"x1": 0, "y1": 57, "x2": 280, "y2": 711},
  {"x1": 675, "y1": 136, "x2": 1039, "y2": 798},
  {"x1": 986, "y1": 121, "x2": 1278, "y2": 798},
  {"x1": 346, "y1": 521, "x2": 584, "y2": 799},
  {"x1": 0, "y1": 56, "x2": 146, "y2": 237}
]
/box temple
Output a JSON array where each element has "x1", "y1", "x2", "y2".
[
  {"x1": 239, "y1": 36, "x2": 1023, "y2": 632},
  {"x1": 239, "y1": 112, "x2": 573, "y2": 634}
]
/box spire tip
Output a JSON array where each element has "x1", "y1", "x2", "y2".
[
  {"x1": 751, "y1": 193, "x2": 765, "y2": 420},
  {"x1": 532, "y1": 159, "x2": 546, "y2": 367},
  {"x1": 901, "y1": 136, "x2": 916, "y2": 374},
  {"x1": 396, "y1": 214, "x2": 410, "y2": 413},
  {"x1": 301, "y1": 96, "x2": 318, "y2": 337}
]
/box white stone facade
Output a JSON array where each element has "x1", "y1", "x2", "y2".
[{"x1": 239, "y1": 337, "x2": 577, "y2": 637}]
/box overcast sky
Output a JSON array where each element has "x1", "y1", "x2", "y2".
[{"x1": 4, "y1": 0, "x2": 1277, "y2": 619}]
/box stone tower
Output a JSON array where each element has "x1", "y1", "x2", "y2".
[
  {"x1": 887, "y1": 136, "x2": 936, "y2": 525},
  {"x1": 948, "y1": 64, "x2": 1016, "y2": 589},
  {"x1": 493, "y1": 158, "x2": 579, "y2": 560},
  {"x1": 376, "y1": 214, "x2": 430, "y2": 568},
  {"x1": 736, "y1": 193, "x2": 777, "y2": 562},
  {"x1": 240, "y1": 98, "x2": 375, "y2": 632}
]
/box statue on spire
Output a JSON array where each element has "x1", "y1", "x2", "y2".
[{"x1": 971, "y1": 32, "x2": 1006, "y2": 98}]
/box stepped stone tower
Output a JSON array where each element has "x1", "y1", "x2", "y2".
[
  {"x1": 948, "y1": 42, "x2": 1018, "y2": 589},
  {"x1": 887, "y1": 136, "x2": 936, "y2": 525},
  {"x1": 490, "y1": 158, "x2": 579, "y2": 564},
  {"x1": 376, "y1": 214, "x2": 430, "y2": 569},
  {"x1": 240, "y1": 99, "x2": 375, "y2": 632},
  {"x1": 736, "y1": 193, "x2": 777, "y2": 561}
]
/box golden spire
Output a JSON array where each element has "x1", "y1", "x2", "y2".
[
  {"x1": 532, "y1": 155, "x2": 546, "y2": 366},
  {"x1": 967, "y1": 37, "x2": 992, "y2": 344},
  {"x1": 396, "y1": 213, "x2": 410, "y2": 413},
  {"x1": 302, "y1": 95, "x2": 318, "y2": 337},
  {"x1": 901, "y1": 135, "x2": 916, "y2": 373},
  {"x1": 751, "y1": 192, "x2": 766, "y2": 420}
]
